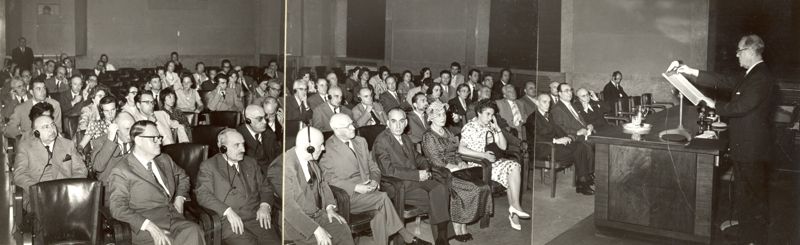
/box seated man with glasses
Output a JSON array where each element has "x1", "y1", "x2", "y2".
[
  {"x1": 237, "y1": 105, "x2": 281, "y2": 173},
  {"x1": 108, "y1": 120, "x2": 205, "y2": 245},
  {"x1": 134, "y1": 91, "x2": 188, "y2": 146},
  {"x1": 207, "y1": 74, "x2": 244, "y2": 112}
]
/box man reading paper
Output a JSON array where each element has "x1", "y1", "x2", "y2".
[{"x1": 671, "y1": 34, "x2": 778, "y2": 245}]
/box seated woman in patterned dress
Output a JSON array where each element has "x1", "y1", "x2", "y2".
[
  {"x1": 422, "y1": 101, "x2": 492, "y2": 242},
  {"x1": 458, "y1": 100, "x2": 530, "y2": 230},
  {"x1": 77, "y1": 85, "x2": 112, "y2": 149}
]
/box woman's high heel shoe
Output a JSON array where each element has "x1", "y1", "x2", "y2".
[
  {"x1": 509, "y1": 214, "x2": 521, "y2": 230},
  {"x1": 509, "y1": 206, "x2": 530, "y2": 219}
]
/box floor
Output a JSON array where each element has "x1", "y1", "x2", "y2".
[{"x1": 355, "y1": 191, "x2": 533, "y2": 245}]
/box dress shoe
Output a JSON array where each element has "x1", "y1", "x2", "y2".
[
  {"x1": 464, "y1": 233, "x2": 473, "y2": 241},
  {"x1": 508, "y1": 206, "x2": 530, "y2": 219},
  {"x1": 576, "y1": 184, "x2": 595, "y2": 195},
  {"x1": 406, "y1": 237, "x2": 432, "y2": 245},
  {"x1": 508, "y1": 213, "x2": 521, "y2": 230},
  {"x1": 454, "y1": 234, "x2": 468, "y2": 242}
]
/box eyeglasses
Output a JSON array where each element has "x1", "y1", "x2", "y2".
[
  {"x1": 736, "y1": 47, "x2": 751, "y2": 54},
  {"x1": 137, "y1": 135, "x2": 164, "y2": 143}
]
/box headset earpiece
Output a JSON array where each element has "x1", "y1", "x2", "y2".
[
  {"x1": 327, "y1": 94, "x2": 332, "y2": 101},
  {"x1": 220, "y1": 145, "x2": 227, "y2": 154},
  {"x1": 33, "y1": 130, "x2": 40, "y2": 138},
  {"x1": 245, "y1": 118, "x2": 252, "y2": 124},
  {"x1": 305, "y1": 126, "x2": 315, "y2": 154}
]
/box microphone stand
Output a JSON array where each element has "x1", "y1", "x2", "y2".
[{"x1": 658, "y1": 93, "x2": 692, "y2": 143}]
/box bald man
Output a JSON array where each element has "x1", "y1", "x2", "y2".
[
  {"x1": 319, "y1": 114, "x2": 426, "y2": 245},
  {"x1": 195, "y1": 129, "x2": 279, "y2": 245},
  {"x1": 286, "y1": 80, "x2": 313, "y2": 123},
  {"x1": 311, "y1": 86, "x2": 352, "y2": 132},
  {"x1": 274, "y1": 127, "x2": 355, "y2": 245},
  {"x1": 92, "y1": 112, "x2": 136, "y2": 184},
  {"x1": 14, "y1": 115, "x2": 87, "y2": 210},
  {"x1": 237, "y1": 105, "x2": 281, "y2": 173}
]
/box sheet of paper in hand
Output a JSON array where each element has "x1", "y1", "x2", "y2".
[{"x1": 662, "y1": 72, "x2": 706, "y2": 105}]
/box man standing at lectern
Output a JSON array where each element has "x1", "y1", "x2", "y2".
[{"x1": 673, "y1": 34, "x2": 778, "y2": 244}]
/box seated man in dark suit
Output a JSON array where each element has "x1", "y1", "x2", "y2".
[
  {"x1": 524, "y1": 94, "x2": 594, "y2": 195},
  {"x1": 601, "y1": 71, "x2": 628, "y2": 105},
  {"x1": 237, "y1": 105, "x2": 281, "y2": 173},
  {"x1": 45, "y1": 66, "x2": 70, "y2": 95},
  {"x1": 195, "y1": 129, "x2": 279, "y2": 244},
  {"x1": 406, "y1": 93, "x2": 429, "y2": 145},
  {"x1": 574, "y1": 88, "x2": 609, "y2": 129},
  {"x1": 108, "y1": 120, "x2": 205, "y2": 245},
  {"x1": 13, "y1": 114, "x2": 87, "y2": 209},
  {"x1": 373, "y1": 108, "x2": 452, "y2": 245},
  {"x1": 57, "y1": 75, "x2": 85, "y2": 117},
  {"x1": 319, "y1": 113, "x2": 428, "y2": 245},
  {"x1": 262, "y1": 96, "x2": 283, "y2": 144},
  {"x1": 286, "y1": 79, "x2": 313, "y2": 124},
  {"x1": 307, "y1": 78, "x2": 329, "y2": 110},
  {"x1": 379, "y1": 76, "x2": 403, "y2": 113},
  {"x1": 551, "y1": 83, "x2": 594, "y2": 140},
  {"x1": 276, "y1": 126, "x2": 355, "y2": 245}
]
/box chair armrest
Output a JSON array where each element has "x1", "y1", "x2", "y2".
[
  {"x1": 379, "y1": 176, "x2": 406, "y2": 217},
  {"x1": 329, "y1": 186, "x2": 351, "y2": 222},
  {"x1": 100, "y1": 208, "x2": 132, "y2": 245},
  {"x1": 185, "y1": 202, "x2": 223, "y2": 245},
  {"x1": 458, "y1": 153, "x2": 493, "y2": 184},
  {"x1": 533, "y1": 141, "x2": 557, "y2": 167},
  {"x1": 13, "y1": 186, "x2": 24, "y2": 229}
]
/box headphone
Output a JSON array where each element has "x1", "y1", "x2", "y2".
[
  {"x1": 217, "y1": 128, "x2": 233, "y2": 154},
  {"x1": 33, "y1": 130, "x2": 40, "y2": 138},
  {"x1": 245, "y1": 118, "x2": 252, "y2": 124},
  {"x1": 305, "y1": 127, "x2": 315, "y2": 154}
]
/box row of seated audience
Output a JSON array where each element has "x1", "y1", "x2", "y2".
[
  {"x1": 4, "y1": 50, "x2": 285, "y2": 245},
  {"x1": 280, "y1": 62, "x2": 535, "y2": 244}
]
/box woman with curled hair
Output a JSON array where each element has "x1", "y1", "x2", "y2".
[
  {"x1": 78, "y1": 85, "x2": 112, "y2": 131},
  {"x1": 426, "y1": 82, "x2": 446, "y2": 105},
  {"x1": 458, "y1": 100, "x2": 529, "y2": 230},
  {"x1": 398, "y1": 70, "x2": 415, "y2": 98},
  {"x1": 174, "y1": 75, "x2": 203, "y2": 114},
  {"x1": 78, "y1": 95, "x2": 117, "y2": 148},
  {"x1": 421, "y1": 101, "x2": 491, "y2": 242}
]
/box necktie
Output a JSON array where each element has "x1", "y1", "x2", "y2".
[
  {"x1": 122, "y1": 143, "x2": 130, "y2": 154},
  {"x1": 255, "y1": 134, "x2": 262, "y2": 144},
  {"x1": 345, "y1": 141, "x2": 356, "y2": 156},
  {"x1": 44, "y1": 145, "x2": 53, "y2": 160},
  {"x1": 334, "y1": 106, "x2": 340, "y2": 114},
  {"x1": 300, "y1": 101, "x2": 307, "y2": 112},
  {"x1": 565, "y1": 103, "x2": 585, "y2": 126},
  {"x1": 421, "y1": 113, "x2": 427, "y2": 129},
  {"x1": 146, "y1": 162, "x2": 170, "y2": 197},
  {"x1": 510, "y1": 101, "x2": 522, "y2": 126},
  {"x1": 307, "y1": 161, "x2": 323, "y2": 209},
  {"x1": 322, "y1": 95, "x2": 327, "y2": 103}
]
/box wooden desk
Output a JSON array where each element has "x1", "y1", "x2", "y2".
[{"x1": 590, "y1": 105, "x2": 725, "y2": 244}]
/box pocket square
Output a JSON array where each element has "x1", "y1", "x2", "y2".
[{"x1": 63, "y1": 154, "x2": 72, "y2": 162}]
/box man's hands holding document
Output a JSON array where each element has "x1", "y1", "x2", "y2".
[{"x1": 666, "y1": 60, "x2": 716, "y2": 108}]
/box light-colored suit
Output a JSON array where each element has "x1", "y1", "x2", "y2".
[
  {"x1": 13, "y1": 136, "x2": 87, "y2": 209},
  {"x1": 494, "y1": 98, "x2": 529, "y2": 137},
  {"x1": 206, "y1": 87, "x2": 244, "y2": 112},
  {"x1": 311, "y1": 103, "x2": 353, "y2": 132},
  {"x1": 351, "y1": 103, "x2": 387, "y2": 127},
  {"x1": 195, "y1": 154, "x2": 279, "y2": 244},
  {"x1": 4, "y1": 98, "x2": 63, "y2": 139},
  {"x1": 108, "y1": 154, "x2": 204, "y2": 245},
  {"x1": 281, "y1": 148, "x2": 354, "y2": 245},
  {"x1": 319, "y1": 136, "x2": 403, "y2": 245}
]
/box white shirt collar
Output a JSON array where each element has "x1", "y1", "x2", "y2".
[
  {"x1": 746, "y1": 61, "x2": 764, "y2": 75},
  {"x1": 42, "y1": 140, "x2": 55, "y2": 151},
  {"x1": 246, "y1": 125, "x2": 260, "y2": 141}
]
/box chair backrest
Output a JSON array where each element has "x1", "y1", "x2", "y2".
[
  {"x1": 356, "y1": 125, "x2": 386, "y2": 151},
  {"x1": 208, "y1": 111, "x2": 241, "y2": 128},
  {"x1": 641, "y1": 93, "x2": 653, "y2": 106},
  {"x1": 62, "y1": 115, "x2": 81, "y2": 140},
  {"x1": 163, "y1": 143, "x2": 208, "y2": 188},
  {"x1": 191, "y1": 125, "x2": 226, "y2": 157},
  {"x1": 30, "y1": 178, "x2": 102, "y2": 245},
  {"x1": 284, "y1": 120, "x2": 303, "y2": 149}
]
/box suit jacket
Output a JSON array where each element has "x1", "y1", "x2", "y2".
[
  {"x1": 491, "y1": 81, "x2": 511, "y2": 100},
  {"x1": 12, "y1": 47, "x2": 34, "y2": 70},
  {"x1": 694, "y1": 63, "x2": 778, "y2": 162},
  {"x1": 206, "y1": 87, "x2": 243, "y2": 112},
  {"x1": 108, "y1": 154, "x2": 191, "y2": 230},
  {"x1": 1, "y1": 92, "x2": 29, "y2": 120},
  {"x1": 91, "y1": 136, "x2": 129, "y2": 183},
  {"x1": 447, "y1": 97, "x2": 470, "y2": 130},
  {"x1": 439, "y1": 85, "x2": 457, "y2": 102},
  {"x1": 373, "y1": 129, "x2": 429, "y2": 181},
  {"x1": 406, "y1": 110, "x2": 427, "y2": 144},
  {"x1": 519, "y1": 95, "x2": 538, "y2": 119},
  {"x1": 352, "y1": 103, "x2": 387, "y2": 127},
  {"x1": 281, "y1": 148, "x2": 337, "y2": 241},
  {"x1": 311, "y1": 103, "x2": 353, "y2": 132},
  {"x1": 13, "y1": 136, "x2": 87, "y2": 203},
  {"x1": 4, "y1": 99, "x2": 63, "y2": 139},
  {"x1": 236, "y1": 125, "x2": 281, "y2": 171},
  {"x1": 319, "y1": 136, "x2": 381, "y2": 196},
  {"x1": 307, "y1": 93, "x2": 327, "y2": 110},
  {"x1": 494, "y1": 98, "x2": 529, "y2": 129},
  {"x1": 195, "y1": 154, "x2": 274, "y2": 220},
  {"x1": 575, "y1": 100, "x2": 609, "y2": 129},
  {"x1": 524, "y1": 110, "x2": 569, "y2": 157},
  {"x1": 551, "y1": 100, "x2": 587, "y2": 138},
  {"x1": 379, "y1": 90, "x2": 403, "y2": 113},
  {"x1": 285, "y1": 95, "x2": 313, "y2": 123},
  {"x1": 602, "y1": 81, "x2": 628, "y2": 104},
  {"x1": 57, "y1": 91, "x2": 85, "y2": 117},
  {"x1": 45, "y1": 77, "x2": 70, "y2": 95}
]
